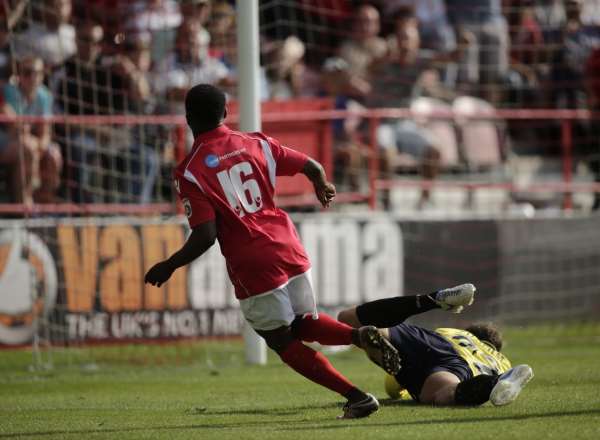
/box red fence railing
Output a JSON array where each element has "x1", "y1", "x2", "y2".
[{"x1": 1, "y1": 107, "x2": 599, "y2": 214}]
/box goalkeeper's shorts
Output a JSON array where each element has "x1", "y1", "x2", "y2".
[{"x1": 388, "y1": 323, "x2": 472, "y2": 400}]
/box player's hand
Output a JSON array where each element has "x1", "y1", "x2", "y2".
[
  {"x1": 314, "y1": 181, "x2": 336, "y2": 208},
  {"x1": 144, "y1": 261, "x2": 174, "y2": 287}
]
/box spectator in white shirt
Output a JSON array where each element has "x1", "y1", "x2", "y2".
[
  {"x1": 126, "y1": 0, "x2": 182, "y2": 67},
  {"x1": 337, "y1": 3, "x2": 387, "y2": 99},
  {"x1": 13, "y1": 0, "x2": 76, "y2": 70}
]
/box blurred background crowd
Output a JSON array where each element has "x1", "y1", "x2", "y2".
[{"x1": 0, "y1": 0, "x2": 599, "y2": 210}]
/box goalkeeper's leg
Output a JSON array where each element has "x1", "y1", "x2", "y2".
[
  {"x1": 338, "y1": 283, "x2": 476, "y2": 328},
  {"x1": 420, "y1": 365, "x2": 534, "y2": 406}
]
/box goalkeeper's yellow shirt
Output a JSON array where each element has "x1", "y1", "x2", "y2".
[{"x1": 435, "y1": 328, "x2": 512, "y2": 376}]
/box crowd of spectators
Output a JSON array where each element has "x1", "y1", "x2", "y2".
[{"x1": 0, "y1": 0, "x2": 598, "y2": 209}]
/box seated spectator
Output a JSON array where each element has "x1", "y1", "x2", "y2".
[
  {"x1": 550, "y1": 0, "x2": 600, "y2": 109},
  {"x1": 112, "y1": 34, "x2": 160, "y2": 203},
  {"x1": 111, "y1": 33, "x2": 154, "y2": 113},
  {"x1": 368, "y1": 9, "x2": 461, "y2": 209},
  {"x1": 534, "y1": 0, "x2": 565, "y2": 36},
  {"x1": 1, "y1": 56, "x2": 62, "y2": 205},
  {"x1": 53, "y1": 23, "x2": 158, "y2": 203},
  {"x1": 126, "y1": 0, "x2": 182, "y2": 65},
  {"x1": 49, "y1": 28, "x2": 109, "y2": 205},
  {"x1": 581, "y1": 0, "x2": 600, "y2": 26},
  {"x1": 52, "y1": 23, "x2": 113, "y2": 114},
  {"x1": 337, "y1": 3, "x2": 388, "y2": 95},
  {"x1": 504, "y1": 0, "x2": 544, "y2": 107},
  {"x1": 152, "y1": 19, "x2": 233, "y2": 153},
  {"x1": 0, "y1": 0, "x2": 27, "y2": 82},
  {"x1": 154, "y1": 19, "x2": 233, "y2": 114},
  {"x1": 179, "y1": 0, "x2": 212, "y2": 43},
  {"x1": 321, "y1": 57, "x2": 371, "y2": 190},
  {"x1": 446, "y1": 0, "x2": 509, "y2": 102},
  {"x1": 173, "y1": 0, "x2": 213, "y2": 71},
  {"x1": 532, "y1": 0, "x2": 565, "y2": 67},
  {"x1": 506, "y1": 1, "x2": 544, "y2": 67},
  {"x1": 379, "y1": 0, "x2": 456, "y2": 53},
  {"x1": 73, "y1": 0, "x2": 126, "y2": 42},
  {"x1": 0, "y1": 90, "x2": 19, "y2": 200},
  {"x1": 13, "y1": 0, "x2": 76, "y2": 70},
  {"x1": 207, "y1": 0, "x2": 236, "y2": 68},
  {"x1": 262, "y1": 36, "x2": 320, "y2": 101},
  {"x1": 0, "y1": 20, "x2": 11, "y2": 83}
]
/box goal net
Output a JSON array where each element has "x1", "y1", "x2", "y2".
[{"x1": 1, "y1": 0, "x2": 599, "y2": 376}]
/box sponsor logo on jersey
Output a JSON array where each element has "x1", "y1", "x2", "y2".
[
  {"x1": 205, "y1": 149, "x2": 247, "y2": 169},
  {"x1": 205, "y1": 154, "x2": 220, "y2": 168},
  {"x1": 183, "y1": 198, "x2": 192, "y2": 218},
  {"x1": 218, "y1": 148, "x2": 246, "y2": 161}
]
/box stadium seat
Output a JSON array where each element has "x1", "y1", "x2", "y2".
[
  {"x1": 452, "y1": 96, "x2": 504, "y2": 169},
  {"x1": 410, "y1": 97, "x2": 461, "y2": 170},
  {"x1": 452, "y1": 96, "x2": 510, "y2": 207}
]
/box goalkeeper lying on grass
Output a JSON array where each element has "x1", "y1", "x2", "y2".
[{"x1": 338, "y1": 284, "x2": 533, "y2": 406}]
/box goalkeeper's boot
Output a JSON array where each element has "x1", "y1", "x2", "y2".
[
  {"x1": 490, "y1": 364, "x2": 534, "y2": 406},
  {"x1": 359, "y1": 326, "x2": 401, "y2": 376},
  {"x1": 430, "y1": 283, "x2": 476, "y2": 314},
  {"x1": 338, "y1": 393, "x2": 379, "y2": 419}
]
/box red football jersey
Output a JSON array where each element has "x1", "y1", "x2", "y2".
[{"x1": 174, "y1": 124, "x2": 311, "y2": 299}]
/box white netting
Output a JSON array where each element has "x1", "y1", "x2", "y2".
[{"x1": 1, "y1": 1, "x2": 599, "y2": 373}]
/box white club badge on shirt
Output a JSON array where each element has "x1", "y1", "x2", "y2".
[{"x1": 183, "y1": 198, "x2": 192, "y2": 218}]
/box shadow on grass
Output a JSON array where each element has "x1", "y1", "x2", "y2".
[
  {"x1": 194, "y1": 401, "x2": 340, "y2": 417},
  {"x1": 278, "y1": 408, "x2": 600, "y2": 432},
  {"x1": 3, "y1": 407, "x2": 599, "y2": 438},
  {"x1": 378, "y1": 398, "x2": 421, "y2": 407},
  {"x1": 0, "y1": 402, "x2": 338, "y2": 438}
]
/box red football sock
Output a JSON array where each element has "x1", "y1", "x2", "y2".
[
  {"x1": 293, "y1": 313, "x2": 353, "y2": 346},
  {"x1": 280, "y1": 339, "x2": 355, "y2": 397}
]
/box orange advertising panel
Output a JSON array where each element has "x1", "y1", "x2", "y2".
[{"x1": 0, "y1": 221, "x2": 244, "y2": 345}]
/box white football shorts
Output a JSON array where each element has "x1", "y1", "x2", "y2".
[{"x1": 239, "y1": 269, "x2": 318, "y2": 331}]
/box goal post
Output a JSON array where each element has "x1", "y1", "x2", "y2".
[{"x1": 236, "y1": 0, "x2": 267, "y2": 366}]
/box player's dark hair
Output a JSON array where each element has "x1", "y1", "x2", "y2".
[
  {"x1": 185, "y1": 84, "x2": 227, "y2": 134},
  {"x1": 465, "y1": 322, "x2": 503, "y2": 352}
]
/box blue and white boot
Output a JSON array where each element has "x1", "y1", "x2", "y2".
[
  {"x1": 490, "y1": 364, "x2": 534, "y2": 406},
  {"x1": 430, "y1": 283, "x2": 476, "y2": 314}
]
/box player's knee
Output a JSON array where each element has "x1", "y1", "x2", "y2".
[
  {"x1": 337, "y1": 308, "x2": 360, "y2": 328},
  {"x1": 257, "y1": 325, "x2": 295, "y2": 354},
  {"x1": 418, "y1": 392, "x2": 435, "y2": 405},
  {"x1": 433, "y1": 385, "x2": 457, "y2": 406}
]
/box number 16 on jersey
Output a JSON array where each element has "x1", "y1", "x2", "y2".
[{"x1": 217, "y1": 161, "x2": 263, "y2": 217}]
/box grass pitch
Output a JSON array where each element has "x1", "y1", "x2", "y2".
[{"x1": 1, "y1": 324, "x2": 599, "y2": 440}]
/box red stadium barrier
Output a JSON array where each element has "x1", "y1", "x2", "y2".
[
  {"x1": 227, "y1": 99, "x2": 334, "y2": 198},
  {"x1": 1, "y1": 106, "x2": 599, "y2": 214}
]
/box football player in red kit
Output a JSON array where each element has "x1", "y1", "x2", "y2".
[{"x1": 144, "y1": 84, "x2": 400, "y2": 419}]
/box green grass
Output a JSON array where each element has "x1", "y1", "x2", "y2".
[{"x1": 1, "y1": 324, "x2": 600, "y2": 440}]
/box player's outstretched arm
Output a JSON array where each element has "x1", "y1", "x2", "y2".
[
  {"x1": 144, "y1": 221, "x2": 217, "y2": 287},
  {"x1": 302, "y1": 158, "x2": 336, "y2": 208}
]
